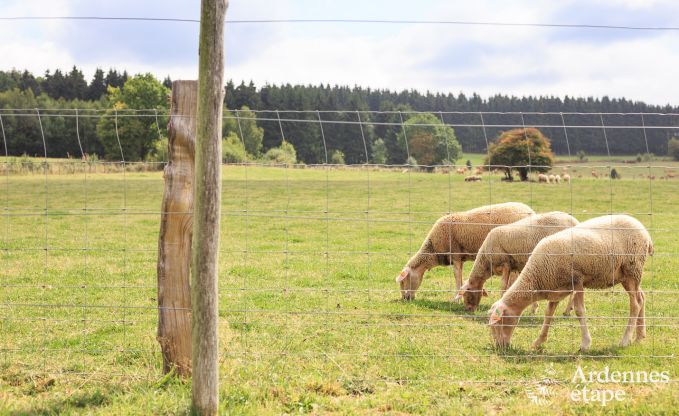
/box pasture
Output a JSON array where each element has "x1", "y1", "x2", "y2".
[{"x1": 1, "y1": 161, "x2": 678, "y2": 415}]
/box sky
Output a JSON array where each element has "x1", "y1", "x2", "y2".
[{"x1": 2, "y1": 0, "x2": 679, "y2": 105}]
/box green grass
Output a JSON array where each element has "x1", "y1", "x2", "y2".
[{"x1": 1, "y1": 162, "x2": 679, "y2": 415}]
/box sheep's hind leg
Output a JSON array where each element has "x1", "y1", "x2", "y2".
[
  {"x1": 635, "y1": 288, "x2": 646, "y2": 341},
  {"x1": 532, "y1": 301, "x2": 559, "y2": 349},
  {"x1": 620, "y1": 280, "x2": 641, "y2": 347},
  {"x1": 562, "y1": 294, "x2": 574, "y2": 316},
  {"x1": 572, "y1": 285, "x2": 592, "y2": 351}
]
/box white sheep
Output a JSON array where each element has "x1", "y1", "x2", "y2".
[
  {"x1": 538, "y1": 173, "x2": 549, "y2": 183},
  {"x1": 396, "y1": 202, "x2": 536, "y2": 300},
  {"x1": 554, "y1": 174, "x2": 561, "y2": 184},
  {"x1": 548, "y1": 174, "x2": 556, "y2": 183},
  {"x1": 562, "y1": 173, "x2": 571, "y2": 183},
  {"x1": 488, "y1": 215, "x2": 653, "y2": 351},
  {"x1": 456, "y1": 211, "x2": 579, "y2": 313}
]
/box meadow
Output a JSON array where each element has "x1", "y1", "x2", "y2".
[{"x1": 1, "y1": 158, "x2": 678, "y2": 415}]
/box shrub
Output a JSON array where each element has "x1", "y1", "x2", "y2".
[
  {"x1": 371, "y1": 138, "x2": 388, "y2": 164},
  {"x1": 264, "y1": 140, "x2": 297, "y2": 165},
  {"x1": 669, "y1": 138, "x2": 679, "y2": 161},
  {"x1": 330, "y1": 150, "x2": 345, "y2": 165},
  {"x1": 146, "y1": 137, "x2": 168, "y2": 163},
  {"x1": 222, "y1": 133, "x2": 247, "y2": 163},
  {"x1": 577, "y1": 150, "x2": 587, "y2": 162}
]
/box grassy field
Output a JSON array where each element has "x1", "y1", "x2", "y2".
[{"x1": 1, "y1": 161, "x2": 679, "y2": 415}]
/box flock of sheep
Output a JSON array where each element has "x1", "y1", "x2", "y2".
[{"x1": 395, "y1": 202, "x2": 653, "y2": 351}]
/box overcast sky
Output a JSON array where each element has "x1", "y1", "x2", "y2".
[{"x1": 2, "y1": 0, "x2": 679, "y2": 105}]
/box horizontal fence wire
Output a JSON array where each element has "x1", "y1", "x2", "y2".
[{"x1": 0, "y1": 109, "x2": 677, "y2": 389}]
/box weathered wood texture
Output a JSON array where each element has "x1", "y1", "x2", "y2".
[
  {"x1": 192, "y1": 0, "x2": 228, "y2": 414},
  {"x1": 157, "y1": 80, "x2": 197, "y2": 378}
]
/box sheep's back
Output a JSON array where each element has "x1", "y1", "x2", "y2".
[{"x1": 434, "y1": 202, "x2": 535, "y2": 260}]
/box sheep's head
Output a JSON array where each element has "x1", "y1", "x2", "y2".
[
  {"x1": 488, "y1": 300, "x2": 519, "y2": 349},
  {"x1": 396, "y1": 266, "x2": 424, "y2": 300},
  {"x1": 455, "y1": 280, "x2": 488, "y2": 312}
]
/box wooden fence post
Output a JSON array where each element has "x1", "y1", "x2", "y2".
[
  {"x1": 192, "y1": 0, "x2": 227, "y2": 414},
  {"x1": 157, "y1": 80, "x2": 197, "y2": 378}
]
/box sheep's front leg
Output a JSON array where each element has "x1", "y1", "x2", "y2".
[
  {"x1": 500, "y1": 265, "x2": 511, "y2": 295},
  {"x1": 532, "y1": 301, "x2": 559, "y2": 349},
  {"x1": 452, "y1": 260, "x2": 463, "y2": 302},
  {"x1": 620, "y1": 280, "x2": 641, "y2": 347},
  {"x1": 572, "y1": 284, "x2": 592, "y2": 351}
]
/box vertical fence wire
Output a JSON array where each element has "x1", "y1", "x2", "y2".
[{"x1": 0, "y1": 114, "x2": 7, "y2": 367}]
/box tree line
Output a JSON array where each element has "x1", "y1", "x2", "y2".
[{"x1": 0, "y1": 67, "x2": 678, "y2": 164}]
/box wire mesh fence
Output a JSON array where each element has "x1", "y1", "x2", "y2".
[{"x1": 1, "y1": 109, "x2": 678, "y2": 390}]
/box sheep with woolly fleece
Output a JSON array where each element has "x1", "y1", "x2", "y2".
[
  {"x1": 456, "y1": 211, "x2": 579, "y2": 312},
  {"x1": 396, "y1": 202, "x2": 535, "y2": 301},
  {"x1": 548, "y1": 174, "x2": 556, "y2": 183},
  {"x1": 488, "y1": 215, "x2": 653, "y2": 351},
  {"x1": 537, "y1": 173, "x2": 549, "y2": 183},
  {"x1": 562, "y1": 174, "x2": 571, "y2": 183},
  {"x1": 554, "y1": 174, "x2": 561, "y2": 184}
]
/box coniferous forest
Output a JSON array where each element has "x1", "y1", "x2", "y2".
[{"x1": 1, "y1": 67, "x2": 678, "y2": 164}]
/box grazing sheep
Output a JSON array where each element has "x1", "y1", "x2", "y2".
[
  {"x1": 488, "y1": 215, "x2": 653, "y2": 351},
  {"x1": 538, "y1": 173, "x2": 549, "y2": 183},
  {"x1": 548, "y1": 174, "x2": 556, "y2": 183},
  {"x1": 456, "y1": 212, "x2": 579, "y2": 313},
  {"x1": 464, "y1": 175, "x2": 482, "y2": 182},
  {"x1": 456, "y1": 168, "x2": 466, "y2": 174},
  {"x1": 396, "y1": 202, "x2": 536, "y2": 301},
  {"x1": 591, "y1": 170, "x2": 599, "y2": 178},
  {"x1": 554, "y1": 174, "x2": 561, "y2": 184},
  {"x1": 562, "y1": 174, "x2": 571, "y2": 183}
]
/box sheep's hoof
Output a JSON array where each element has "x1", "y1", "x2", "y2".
[
  {"x1": 531, "y1": 340, "x2": 545, "y2": 350},
  {"x1": 562, "y1": 310, "x2": 572, "y2": 317},
  {"x1": 580, "y1": 339, "x2": 592, "y2": 352},
  {"x1": 452, "y1": 296, "x2": 463, "y2": 304},
  {"x1": 620, "y1": 338, "x2": 632, "y2": 347}
]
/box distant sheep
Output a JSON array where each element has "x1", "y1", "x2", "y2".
[
  {"x1": 396, "y1": 202, "x2": 535, "y2": 301},
  {"x1": 456, "y1": 211, "x2": 579, "y2": 313},
  {"x1": 456, "y1": 168, "x2": 466, "y2": 174},
  {"x1": 464, "y1": 175, "x2": 482, "y2": 182},
  {"x1": 562, "y1": 174, "x2": 571, "y2": 183},
  {"x1": 488, "y1": 215, "x2": 653, "y2": 351},
  {"x1": 591, "y1": 170, "x2": 599, "y2": 178},
  {"x1": 538, "y1": 174, "x2": 549, "y2": 183},
  {"x1": 548, "y1": 174, "x2": 556, "y2": 183},
  {"x1": 554, "y1": 174, "x2": 561, "y2": 184}
]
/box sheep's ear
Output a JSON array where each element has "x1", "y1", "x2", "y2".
[
  {"x1": 489, "y1": 303, "x2": 504, "y2": 325},
  {"x1": 482, "y1": 289, "x2": 488, "y2": 297},
  {"x1": 396, "y1": 269, "x2": 409, "y2": 283},
  {"x1": 453, "y1": 282, "x2": 468, "y2": 300}
]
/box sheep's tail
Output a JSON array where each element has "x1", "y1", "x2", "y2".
[{"x1": 647, "y1": 240, "x2": 654, "y2": 256}]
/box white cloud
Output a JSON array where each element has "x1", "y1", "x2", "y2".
[{"x1": 2, "y1": 0, "x2": 679, "y2": 105}]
